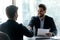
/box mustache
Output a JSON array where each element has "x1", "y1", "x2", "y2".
[{"x1": 38, "y1": 14, "x2": 44, "y2": 17}]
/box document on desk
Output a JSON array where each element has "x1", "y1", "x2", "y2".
[{"x1": 37, "y1": 28, "x2": 50, "y2": 36}]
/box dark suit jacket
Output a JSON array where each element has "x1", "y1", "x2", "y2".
[
  {"x1": 0, "y1": 20, "x2": 33, "y2": 40},
  {"x1": 29, "y1": 15, "x2": 57, "y2": 36}
]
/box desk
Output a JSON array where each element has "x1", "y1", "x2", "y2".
[{"x1": 24, "y1": 36, "x2": 60, "y2": 40}]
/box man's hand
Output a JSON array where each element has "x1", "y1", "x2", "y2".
[
  {"x1": 26, "y1": 26, "x2": 32, "y2": 30},
  {"x1": 45, "y1": 32, "x2": 52, "y2": 37}
]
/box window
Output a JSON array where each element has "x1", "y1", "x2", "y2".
[
  {"x1": 16, "y1": 0, "x2": 37, "y2": 26},
  {"x1": 0, "y1": 0, "x2": 12, "y2": 24}
]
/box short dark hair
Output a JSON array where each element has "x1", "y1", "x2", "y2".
[
  {"x1": 38, "y1": 4, "x2": 46, "y2": 10},
  {"x1": 6, "y1": 5, "x2": 18, "y2": 18}
]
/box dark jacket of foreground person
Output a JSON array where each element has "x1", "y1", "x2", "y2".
[{"x1": 0, "y1": 19, "x2": 33, "y2": 40}]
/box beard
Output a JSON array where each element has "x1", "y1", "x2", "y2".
[{"x1": 40, "y1": 14, "x2": 44, "y2": 17}]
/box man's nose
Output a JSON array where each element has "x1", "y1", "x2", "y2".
[{"x1": 40, "y1": 10, "x2": 43, "y2": 12}]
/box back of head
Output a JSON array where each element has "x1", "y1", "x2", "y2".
[
  {"x1": 0, "y1": 31, "x2": 10, "y2": 40},
  {"x1": 6, "y1": 5, "x2": 18, "y2": 18}
]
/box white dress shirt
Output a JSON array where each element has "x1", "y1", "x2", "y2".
[{"x1": 40, "y1": 17, "x2": 45, "y2": 29}]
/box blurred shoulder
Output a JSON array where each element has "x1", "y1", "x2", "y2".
[{"x1": 45, "y1": 15, "x2": 53, "y2": 20}]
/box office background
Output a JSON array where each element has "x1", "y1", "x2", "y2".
[{"x1": 0, "y1": 0, "x2": 60, "y2": 36}]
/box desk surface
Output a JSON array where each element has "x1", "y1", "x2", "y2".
[{"x1": 24, "y1": 36, "x2": 60, "y2": 40}]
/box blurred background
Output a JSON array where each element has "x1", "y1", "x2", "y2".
[{"x1": 0, "y1": 0, "x2": 60, "y2": 36}]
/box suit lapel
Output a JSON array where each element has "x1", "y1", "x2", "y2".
[
  {"x1": 43, "y1": 16, "x2": 46, "y2": 29},
  {"x1": 36, "y1": 16, "x2": 40, "y2": 28},
  {"x1": 43, "y1": 15, "x2": 49, "y2": 29}
]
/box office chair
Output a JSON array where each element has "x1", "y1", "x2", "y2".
[{"x1": 0, "y1": 31, "x2": 10, "y2": 40}]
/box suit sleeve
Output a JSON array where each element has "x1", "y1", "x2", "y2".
[
  {"x1": 50, "y1": 18, "x2": 57, "y2": 36},
  {"x1": 21, "y1": 24, "x2": 34, "y2": 37},
  {"x1": 28, "y1": 17, "x2": 35, "y2": 29}
]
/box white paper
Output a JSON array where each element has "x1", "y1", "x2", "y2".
[{"x1": 37, "y1": 28, "x2": 50, "y2": 35}]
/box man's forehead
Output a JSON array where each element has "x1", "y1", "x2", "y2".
[
  {"x1": 38, "y1": 7, "x2": 46, "y2": 11},
  {"x1": 38, "y1": 7, "x2": 44, "y2": 11},
  {"x1": 38, "y1": 7, "x2": 43, "y2": 9}
]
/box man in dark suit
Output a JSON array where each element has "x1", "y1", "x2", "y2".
[
  {"x1": 0, "y1": 5, "x2": 33, "y2": 40},
  {"x1": 28, "y1": 4, "x2": 57, "y2": 36}
]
